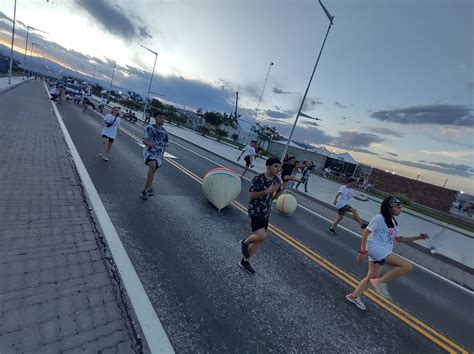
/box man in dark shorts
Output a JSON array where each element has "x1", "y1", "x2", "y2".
[
  {"x1": 139, "y1": 110, "x2": 169, "y2": 200},
  {"x1": 238, "y1": 140, "x2": 257, "y2": 179},
  {"x1": 328, "y1": 177, "x2": 368, "y2": 235},
  {"x1": 280, "y1": 157, "x2": 303, "y2": 191},
  {"x1": 239, "y1": 157, "x2": 282, "y2": 274}
]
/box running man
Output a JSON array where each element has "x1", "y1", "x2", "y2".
[
  {"x1": 98, "y1": 106, "x2": 121, "y2": 161},
  {"x1": 346, "y1": 196, "x2": 428, "y2": 309},
  {"x1": 240, "y1": 157, "x2": 282, "y2": 275},
  {"x1": 328, "y1": 177, "x2": 368, "y2": 235},
  {"x1": 237, "y1": 140, "x2": 257, "y2": 179},
  {"x1": 139, "y1": 110, "x2": 169, "y2": 200},
  {"x1": 280, "y1": 157, "x2": 303, "y2": 192},
  {"x1": 295, "y1": 161, "x2": 314, "y2": 192}
]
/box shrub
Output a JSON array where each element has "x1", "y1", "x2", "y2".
[{"x1": 394, "y1": 193, "x2": 412, "y2": 206}]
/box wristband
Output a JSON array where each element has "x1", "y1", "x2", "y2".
[{"x1": 358, "y1": 250, "x2": 368, "y2": 254}]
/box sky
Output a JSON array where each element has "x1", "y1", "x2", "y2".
[{"x1": 0, "y1": 0, "x2": 473, "y2": 193}]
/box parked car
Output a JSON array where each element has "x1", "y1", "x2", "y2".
[{"x1": 65, "y1": 83, "x2": 81, "y2": 95}]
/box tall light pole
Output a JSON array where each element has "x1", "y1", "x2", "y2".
[
  {"x1": 138, "y1": 43, "x2": 158, "y2": 120},
  {"x1": 107, "y1": 60, "x2": 116, "y2": 103},
  {"x1": 29, "y1": 42, "x2": 44, "y2": 77},
  {"x1": 8, "y1": 0, "x2": 18, "y2": 84},
  {"x1": 253, "y1": 62, "x2": 274, "y2": 129},
  {"x1": 89, "y1": 63, "x2": 96, "y2": 84},
  {"x1": 23, "y1": 25, "x2": 47, "y2": 80},
  {"x1": 281, "y1": 0, "x2": 334, "y2": 162}
]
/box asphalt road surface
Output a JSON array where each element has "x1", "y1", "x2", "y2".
[{"x1": 37, "y1": 81, "x2": 473, "y2": 353}]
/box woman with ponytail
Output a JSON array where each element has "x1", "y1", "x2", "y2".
[{"x1": 345, "y1": 196, "x2": 429, "y2": 310}]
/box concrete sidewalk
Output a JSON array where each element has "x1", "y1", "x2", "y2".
[{"x1": 0, "y1": 81, "x2": 144, "y2": 352}]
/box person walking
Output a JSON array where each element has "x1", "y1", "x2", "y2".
[
  {"x1": 139, "y1": 110, "x2": 169, "y2": 200},
  {"x1": 240, "y1": 157, "x2": 282, "y2": 275},
  {"x1": 295, "y1": 161, "x2": 314, "y2": 192},
  {"x1": 345, "y1": 196, "x2": 428, "y2": 309},
  {"x1": 327, "y1": 177, "x2": 368, "y2": 235},
  {"x1": 237, "y1": 140, "x2": 257, "y2": 179},
  {"x1": 98, "y1": 106, "x2": 121, "y2": 161}
]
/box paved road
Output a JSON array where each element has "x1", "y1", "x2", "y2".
[{"x1": 56, "y1": 90, "x2": 473, "y2": 352}]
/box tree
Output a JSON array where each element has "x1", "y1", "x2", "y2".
[
  {"x1": 214, "y1": 127, "x2": 229, "y2": 142},
  {"x1": 252, "y1": 122, "x2": 282, "y2": 143}
]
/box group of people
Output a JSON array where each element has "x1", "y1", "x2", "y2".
[
  {"x1": 96, "y1": 105, "x2": 429, "y2": 312},
  {"x1": 97, "y1": 106, "x2": 167, "y2": 200},
  {"x1": 237, "y1": 153, "x2": 428, "y2": 311}
]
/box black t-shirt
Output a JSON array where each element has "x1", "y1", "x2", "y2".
[
  {"x1": 248, "y1": 173, "x2": 281, "y2": 219},
  {"x1": 281, "y1": 163, "x2": 295, "y2": 179}
]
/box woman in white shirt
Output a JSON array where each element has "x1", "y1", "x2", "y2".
[
  {"x1": 345, "y1": 196, "x2": 428, "y2": 310},
  {"x1": 98, "y1": 107, "x2": 121, "y2": 161}
]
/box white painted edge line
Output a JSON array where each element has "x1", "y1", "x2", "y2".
[
  {"x1": 156, "y1": 128, "x2": 474, "y2": 295},
  {"x1": 80, "y1": 89, "x2": 474, "y2": 296},
  {"x1": 43, "y1": 81, "x2": 175, "y2": 353}
]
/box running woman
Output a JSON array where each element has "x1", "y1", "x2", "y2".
[
  {"x1": 238, "y1": 140, "x2": 257, "y2": 179},
  {"x1": 346, "y1": 196, "x2": 428, "y2": 309},
  {"x1": 139, "y1": 110, "x2": 169, "y2": 200},
  {"x1": 328, "y1": 177, "x2": 368, "y2": 235},
  {"x1": 98, "y1": 106, "x2": 121, "y2": 161},
  {"x1": 240, "y1": 157, "x2": 282, "y2": 275}
]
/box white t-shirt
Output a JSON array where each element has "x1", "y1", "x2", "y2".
[
  {"x1": 335, "y1": 185, "x2": 356, "y2": 209},
  {"x1": 242, "y1": 145, "x2": 256, "y2": 158},
  {"x1": 367, "y1": 214, "x2": 400, "y2": 261},
  {"x1": 50, "y1": 87, "x2": 58, "y2": 95},
  {"x1": 101, "y1": 114, "x2": 120, "y2": 139}
]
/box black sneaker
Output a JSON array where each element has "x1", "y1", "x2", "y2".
[
  {"x1": 240, "y1": 239, "x2": 250, "y2": 258},
  {"x1": 139, "y1": 191, "x2": 148, "y2": 200},
  {"x1": 239, "y1": 259, "x2": 255, "y2": 275},
  {"x1": 327, "y1": 228, "x2": 337, "y2": 236},
  {"x1": 147, "y1": 188, "x2": 154, "y2": 197},
  {"x1": 361, "y1": 222, "x2": 368, "y2": 229}
]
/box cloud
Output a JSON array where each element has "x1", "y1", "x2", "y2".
[
  {"x1": 272, "y1": 87, "x2": 295, "y2": 95},
  {"x1": 421, "y1": 150, "x2": 472, "y2": 161},
  {"x1": 73, "y1": 0, "x2": 152, "y2": 40},
  {"x1": 334, "y1": 101, "x2": 348, "y2": 109},
  {"x1": 387, "y1": 152, "x2": 399, "y2": 156},
  {"x1": 335, "y1": 131, "x2": 384, "y2": 148},
  {"x1": 301, "y1": 121, "x2": 320, "y2": 127},
  {"x1": 382, "y1": 158, "x2": 474, "y2": 178},
  {"x1": 468, "y1": 81, "x2": 474, "y2": 89},
  {"x1": 369, "y1": 126, "x2": 405, "y2": 138},
  {"x1": 265, "y1": 109, "x2": 292, "y2": 119},
  {"x1": 370, "y1": 104, "x2": 474, "y2": 127},
  {"x1": 302, "y1": 98, "x2": 323, "y2": 111}
]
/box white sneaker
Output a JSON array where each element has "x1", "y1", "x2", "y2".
[
  {"x1": 370, "y1": 279, "x2": 392, "y2": 299},
  {"x1": 346, "y1": 294, "x2": 366, "y2": 311}
]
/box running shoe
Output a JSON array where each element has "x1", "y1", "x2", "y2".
[
  {"x1": 139, "y1": 191, "x2": 148, "y2": 201},
  {"x1": 361, "y1": 222, "x2": 368, "y2": 229},
  {"x1": 147, "y1": 188, "x2": 154, "y2": 197},
  {"x1": 327, "y1": 228, "x2": 337, "y2": 236},
  {"x1": 370, "y1": 279, "x2": 392, "y2": 299},
  {"x1": 239, "y1": 259, "x2": 255, "y2": 275},
  {"x1": 102, "y1": 156, "x2": 109, "y2": 161},
  {"x1": 97, "y1": 153, "x2": 102, "y2": 158},
  {"x1": 345, "y1": 294, "x2": 366, "y2": 311},
  {"x1": 240, "y1": 239, "x2": 250, "y2": 258}
]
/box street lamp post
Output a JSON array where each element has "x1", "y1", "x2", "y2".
[
  {"x1": 8, "y1": 0, "x2": 18, "y2": 84},
  {"x1": 29, "y1": 42, "x2": 44, "y2": 78},
  {"x1": 89, "y1": 63, "x2": 96, "y2": 84},
  {"x1": 280, "y1": 0, "x2": 334, "y2": 162},
  {"x1": 107, "y1": 60, "x2": 116, "y2": 103},
  {"x1": 138, "y1": 43, "x2": 158, "y2": 120},
  {"x1": 23, "y1": 25, "x2": 47, "y2": 80},
  {"x1": 253, "y1": 61, "x2": 274, "y2": 129}
]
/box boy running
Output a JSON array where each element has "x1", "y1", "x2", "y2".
[
  {"x1": 240, "y1": 157, "x2": 282, "y2": 275},
  {"x1": 98, "y1": 106, "x2": 121, "y2": 161},
  {"x1": 237, "y1": 140, "x2": 257, "y2": 179},
  {"x1": 328, "y1": 177, "x2": 368, "y2": 235},
  {"x1": 139, "y1": 111, "x2": 169, "y2": 200}
]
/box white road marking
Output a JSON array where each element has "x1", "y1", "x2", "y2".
[{"x1": 43, "y1": 81, "x2": 175, "y2": 352}]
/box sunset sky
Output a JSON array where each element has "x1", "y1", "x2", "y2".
[{"x1": 0, "y1": 0, "x2": 472, "y2": 193}]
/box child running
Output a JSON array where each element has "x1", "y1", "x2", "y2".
[
  {"x1": 139, "y1": 110, "x2": 169, "y2": 200},
  {"x1": 328, "y1": 177, "x2": 368, "y2": 235},
  {"x1": 237, "y1": 140, "x2": 257, "y2": 179},
  {"x1": 345, "y1": 196, "x2": 428, "y2": 310},
  {"x1": 240, "y1": 157, "x2": 282, "y2": 275},
  {"x1": 98, "y1": 106, "x2": 121, "y2": 161}
]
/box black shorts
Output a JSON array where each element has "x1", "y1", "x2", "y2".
[
  {"x1": 145, "y1": 159, "x2": 159, "y2": 166},
  {"x1": 337, "y1": 205, "x2": 352, "y2": 215},
  {"x1": 250, "y1": 216, "x2": 269, "y2": 232},
  {"x1": 244, "y1": 156, "x2": 251, "y2": 167},
  {"x1": 371, "y1": 258, "x2": 386, "y2": 266},
  {"x1": 102, "y1": 135, "x2": 114, "y2": 143}
]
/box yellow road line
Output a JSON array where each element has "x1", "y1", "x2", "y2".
[{"x1": 121, "y1": 126, "x2": 467, "y2": 354}]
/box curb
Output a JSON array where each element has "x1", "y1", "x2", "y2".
[{"x1": 0, "y1": 77, "x2": 31, "y2": 94}]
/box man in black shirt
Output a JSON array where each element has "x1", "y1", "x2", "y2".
[
  {"x1": 280, "y1": 157, "x2": 303, "y2": 191},
  {"x1": 240, "y1": 158, "x2": 282, "y2": 275}
]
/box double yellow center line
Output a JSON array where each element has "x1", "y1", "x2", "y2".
[{"x1": 120, "y1": 126, "x2": 467, "y2": 354}]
